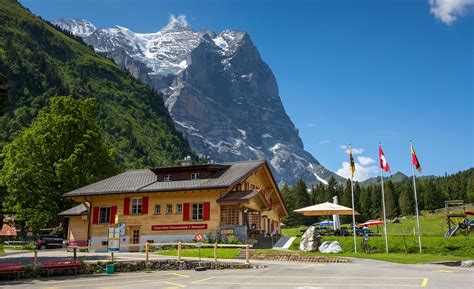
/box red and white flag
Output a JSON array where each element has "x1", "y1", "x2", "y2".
[{"x1": 379, "y1": 145, "x2": 391, "y2": 174}]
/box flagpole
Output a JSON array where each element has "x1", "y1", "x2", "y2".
[
  {"x1": 350, "y1": 174, "x2": 357, "y2": 253},
  {"x1": 411, "y1": 141, "x2": 423, "y2": 253},
  {"x1": 380, "y1": 144, "x2": 389, "y2": 254},
  {"x1": 349, "y1": 144, "x2": 357, "y2": 253}
]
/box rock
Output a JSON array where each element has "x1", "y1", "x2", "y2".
[
  {"x1": 319, "y1": 241, "x2": 342, "y2": 253},
  {"x1": 461, "y1": 260, "x2": 473, "y2": 267},
  {"x1": 299, "y1": 226, "x2": 321, "y2": 252}
]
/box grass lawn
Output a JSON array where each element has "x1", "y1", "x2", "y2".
[
  {"x1": 280, "y1": 211, "x2": 473, "y2": 264},
  {"x1": 157, "y1": 248, "x2": 241, "y2": 259}
]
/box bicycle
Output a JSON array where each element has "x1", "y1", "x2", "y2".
[{"x1": 360, "y1": 238, "x2": 371, "y2": 253}]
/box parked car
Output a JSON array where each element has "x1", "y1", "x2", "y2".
[{"x1": 35, "y1": 235, "x2": 64, "y2": 250}]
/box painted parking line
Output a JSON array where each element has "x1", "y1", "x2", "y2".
[
  {"x1": 39, "y1": 272, "x2": 190, "y2": 288},
  {"x1": 192, "y1": 276, "x2": 429, "y2": 287},
  {"x1": 288, "y1": 264, "x2": 325, "y2": 268},
  {"x1": 97, "y1": 279, "x2": 187, "y2": 289}
]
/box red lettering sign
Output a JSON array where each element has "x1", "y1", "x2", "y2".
[{"x1": 151, "y1": 224, "x2": 208, "y2": 231}]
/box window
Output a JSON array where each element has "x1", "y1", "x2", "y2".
[
  {"x1": 132, "y1": 229, "x2": 140, "y2": 244},
  {"x1": 155, "y1": 204, "x2": 161, "y2": 214},
  {"x1": 191, "y1": 172, "x2": 199, "y2": 180},
  {"x1": 166, "y1": 204, "x2": 173, "y2": 214},
  {"x1": 221, "y1": 206, "x2": 239, "y2": 225},
  {"x1": 192, "y1": 203, "x2": 203, "y2": 221},
  {"x1": 99, "y1": 207, "x2": 111, "y2": 224},
  {"x1": 131, "y1": 198, "x2": 142, "y2": 214},
  {"x1": 176, "y1": 204, "x2": 183, "y2": 214},
  {"x1": 164, "y1": 175, "x2": 172, "y2": 182}
]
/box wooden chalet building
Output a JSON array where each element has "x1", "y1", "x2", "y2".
[{"x1": 60, "y1": 160, "x2": 288, "y2": 251}]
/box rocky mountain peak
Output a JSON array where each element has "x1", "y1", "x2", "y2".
[
  {"x1": 57, "y1": 18, "x2": 341, "y2": 185},
  {"x1": 54, "y1": 18, "x2": 96, "y2": 36}
]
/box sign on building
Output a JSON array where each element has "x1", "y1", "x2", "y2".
[
  {"x1": 151, "y1": 224, "x2": 207, "y2": 231},
  {"x1": 108, "y1": 227, "x2": 120, "y2": 252},
  {"x1": 118, "y1": 223, "x2": 126, "y2": 236}
]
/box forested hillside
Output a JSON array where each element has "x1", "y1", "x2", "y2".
[
  {"x1": 282, "y1": 168, "x2": 474, "y2": 226},
  {"x1": 0, "y1": 0, "x2": 196, "y2": 229},
  {"x1": 0, "y1": 0, "x2": 193, "y2": 168}
]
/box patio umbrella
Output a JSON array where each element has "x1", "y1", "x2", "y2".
[
  {"x1": 313, "y1": 220, "x2": 334, "y2": 227},
  {"x1": 359, "y1": 220, "x2": 384, "y2": 227},
  {"x1": 294, "y1": 202, "x2": 359, "y2": 216}
]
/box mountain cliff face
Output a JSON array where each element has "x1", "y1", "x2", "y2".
[{"x1": 54, "y1": 17, "x2": 338, "y2": 184}]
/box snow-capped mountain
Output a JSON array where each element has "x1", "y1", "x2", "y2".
[
  {"x1": 54, "y1": 19, "x2": 96, "y2": 37},
  {"x1": 53, "y1": 17, "x2": 340, "y2": 185}
]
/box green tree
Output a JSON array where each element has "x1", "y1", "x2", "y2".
[
  {"x1": 1, "y1": 96, "x2": 118, "y2": 230},
  {"x1": 384, "y1": 180, "x2": 399, "y2": 218},
  {"x1": 399, "y1": 182, "x2": 415, "y2": 216},
  {"x1": 420, "y1": 179, "x2": 443, "y2": 211},
  {"x1": 358, "y1": 185, "x2": 371, "y2": 221},
  {"x1": 369, "y1": 185, "x2": 381, "y2": 218}
]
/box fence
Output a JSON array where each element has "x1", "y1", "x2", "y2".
[{"x1": 1, "y1": 242, "x2": 253, "y2": 270}]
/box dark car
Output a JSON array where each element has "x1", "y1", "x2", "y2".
[{"x1": 35, "y1": 235, "x2": 64, "y2": 250}]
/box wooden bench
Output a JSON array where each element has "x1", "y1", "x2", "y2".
[
  {"x1": 40, "y1": 259, "x2": 82, "y2": 277},
  {"x1": 0, "y1": 263, "x2": 23, "y2": 279}
]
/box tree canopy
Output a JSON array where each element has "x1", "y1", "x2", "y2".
[{"x1": 1, "y1": 96, "x2": 118, "y2": 229}]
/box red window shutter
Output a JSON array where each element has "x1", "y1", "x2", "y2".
[
  {"x1": 183, "y1": 203, "x2": 190, "y2": 221},
  {"x1": 124, "y1": 197, "x2": 130, "y2": 215},
  {"x1": 203, "y1": 202, "x2": 210, "y2": 221},
  {"x1": 110, "y1": 206, "x2": 117, "y2": 224},
  {"x1": 92, "y1": 207, "x2": 99, "y2": 224},
  {"x1": 142, "y1": 197, "x2": 149, "y2": 215}
]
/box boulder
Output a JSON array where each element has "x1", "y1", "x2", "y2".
[
  {"x1": 299, "y1": 226, "x2": 321, "y2": 252},
  {"x1": 319, "y1": 241, "x2": 342, "y2": 253}
]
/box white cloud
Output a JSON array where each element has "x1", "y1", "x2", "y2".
[
  {"x1": 429, "y1": 0, "x2": 474, "y2": 25},
  {"x1": 339, "y1": 145, "x2": 364, "y2": 155},
  {"x1": 336, "y1": 146, "x2": 378, "y2": 181},
  {"x1": 169, "y1": 14, "x2": 189, "y2": 26},
  {"x1": 358, "y1": 156, "x2": 375, "y2": 166},
  {"x1": 336, "y1": 161, "x2": 378, "y2": 182}
]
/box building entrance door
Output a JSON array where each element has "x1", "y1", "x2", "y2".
[{"x1": 130, "y1": 228, "x2": 140, "y2": 252}]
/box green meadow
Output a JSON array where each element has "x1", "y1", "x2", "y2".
[{"x1": 280, "y1": 212, "x2": 473, "y2": 264}]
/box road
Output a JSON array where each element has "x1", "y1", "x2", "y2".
[{"x1": 0, "y1": 254, "x2": 472, "y2": 289}]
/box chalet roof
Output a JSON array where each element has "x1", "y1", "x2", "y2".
[
  {"x1": 58, "y1": 203, "x2": 89, "y2": 216},
  {"x1": 217, "y1": 190, "x2": 260, "y2": 202},
  {"x1": 63, "y1": 160, "x2": 266, "y2": 197}
]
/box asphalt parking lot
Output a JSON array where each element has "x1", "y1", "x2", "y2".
[{"x1": 0, "y1": 255, "x2": 472, "y2": 289}]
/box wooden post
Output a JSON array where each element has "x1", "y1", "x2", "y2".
[
  {"x1": 145, "y1": 242, "x2": 149, "y2": 262},
  {"x1": 73, "y1": 247, "x2": 77, "y2": 260},
  {"x1": 214, "y1": 242, "x2": 218, "y2": 262},
  {"x1": 402, "y1": 236, "x2": 407, "y2": 253},
  {"x1": 33, "y1": 250, "x2": 38, "y2": 271},
  {"x1": 111, "y1": 252, "x2": 114, "y2": 263},
  {"x1": 245, "y1": 244, "x2": 250, "y2": 264},
  {"x1": 177, "y1": 241, "x2": 182, "y2": 262}
]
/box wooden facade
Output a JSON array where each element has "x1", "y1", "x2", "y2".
[{"x1": 62, "y1": 161, "x2": 288, "y2": 250}]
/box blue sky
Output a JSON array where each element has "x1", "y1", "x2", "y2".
[{"x1": 21, "y1": 0, "x2": 473, "y2": 180}]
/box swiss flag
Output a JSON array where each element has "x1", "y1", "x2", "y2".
[{"x1": 379, "y1": 145, "x2": 391, "y2": 174}]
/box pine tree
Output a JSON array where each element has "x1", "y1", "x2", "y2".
[
  {"x1": 369, "y1": 185, "x2": 381, "y2": 218},
  {"x1": 358, "y1": 185, "x2": 371, "y2": 221},
  {"x1": 384, "y1": 180, "x2": 399, "y2": 218},
  {"x1": 399, "y1": 182, "x2": 415, "y2": 216}
]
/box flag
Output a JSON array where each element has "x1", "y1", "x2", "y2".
[
  {"x1": 349, "y1": 146, "x2": 355, "y2": 179},
  {"x1": 411, "y1": 143, "x2": 422, "y2": 173},
  {"x1": 379, "y1": 145, "x2": 391, "y2": 174}
]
